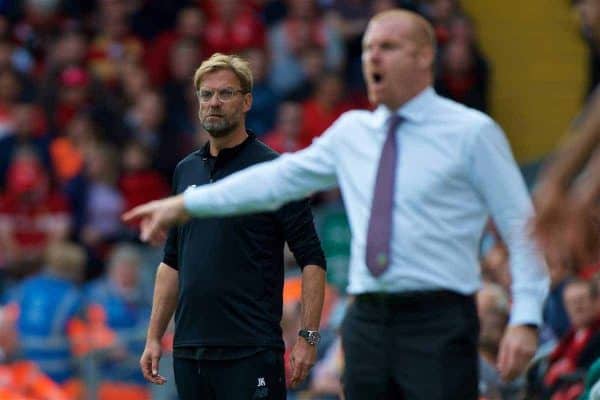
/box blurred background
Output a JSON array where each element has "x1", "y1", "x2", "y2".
[{"x1": 0, "y1": 0, "x2": 595, "y2": 399}]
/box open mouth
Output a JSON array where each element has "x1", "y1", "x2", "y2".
[{"x1": 372, "y1": 73, "x2": 383, "y2": 83}]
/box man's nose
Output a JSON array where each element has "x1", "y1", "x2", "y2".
[
  {"x1": 368, "y1": 49, "x2": 382, "y2": 63},
  {"x1": 207, "y1": 94, "x2": 222, "y2": 106},
  {"x1": 363, "y1": 54, "x2": 379, "y2": 69}
]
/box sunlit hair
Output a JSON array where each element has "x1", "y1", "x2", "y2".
[{"x1": 193, "y1": 53, "x2": 253, "y2": 93}]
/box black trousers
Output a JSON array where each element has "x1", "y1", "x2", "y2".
[
  {"x1": 173, "y1": 350, "x2": 286, "y2": 400},
  {"x1": 341, "y1": 290, "x2": 479, "y2": 400}
]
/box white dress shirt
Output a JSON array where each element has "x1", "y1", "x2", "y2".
[{"x1": 184, "y1": 87, "x2": 549, "y2": 325}]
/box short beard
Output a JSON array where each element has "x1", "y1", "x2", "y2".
[{"x1": 201, "y1": 117, "x2": 238, "y2": 138}]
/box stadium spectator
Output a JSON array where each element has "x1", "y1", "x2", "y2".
[
  {"x1": 0, "y1": 102, "x2": 50, "y2": 189},
  {"x1": 420, "y1": 0, "x2": 460, "y2": 47},
  {"x1": 125, "y1": 89, "x2": 181, "y2": 176},
  {"x1": 54, "y1": 65, "x2": 92, "y2": 131},
  {"x1": 202, "y1": 0, "x2": 265, "y2": 57},
  {"x1": 87, "y1": 0, "x2": 144, "y2": 88},
  {"x1": 0, "y1": 37, "x2": 34, "y2": 77},
  {"x1": 434, "y1": 38, "x2": 489, "y2": 111},
  {"x1": 0, "y1": 302, "x2": 70, "y2": 400},
  {"x1": 163, "y1": 39, "x2": 203, "y2": 142},
  {"x1": 479, "y1": 222, "x2": 512, "y2": 291},
  {"x1": 119, "y1": 140, "x2": 169, "y2": 218},
  {"x1": 0, "y1": 148, "x2": 71, "y2": 275},
  {"x1": 323, "y1": 0, "x2": 371, "y2": 90},
  {"x1": 0, "y1": 67, "x2": 25, "y2": 138},
  {"x1": 84, "y1": 244, "x2": 150, "y2": 385},
  {"x1": 45, "y1": 30, "x2": 88, "y2": 72},
  {"x1": 268, "y1": 0, "x2": 344, "y2": 96},
  {"x1": 285, "y1": 45, "x2": 328, "y2": 102},
  {"x1": 49, "y1": 112, "x2": 99, "y2": 185},
  {"x1": 477, "y1": 282, "x2": 526, "y2": 400},
  {"x1": 543, "y1": 279, "x2": 600, "y2": 398},
  {"x1": 300, "y1": 72, "x2": 354, "y2": 148},
  {"x1": 13, "y1": 240, "x2": 85, "y2": 384},
  {"x1": 64, "y1": 142, "x2": 124, "y2": 272},
  {"x1": 11, "y1": 0, "x2": 69, "y2": 72},
  {"x1": 244, "y1": 46, "x2": 279, "y2": 136},
  {"x1": 116, "y1": 61, "x2": 151, "y2": 109},
  {"x1": 146, "y1": 6, "x2": 204, "y2": 86},
  {"x1": 262, "y1": 101, "x2": 305, "y2": 153},
  {"x1": 543, "y1": 253, "x2": 576, "y2": 343}
]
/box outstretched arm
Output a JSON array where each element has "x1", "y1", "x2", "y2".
[{"x1": 124, "y1": 129, "x2": 340, "y2": 243}]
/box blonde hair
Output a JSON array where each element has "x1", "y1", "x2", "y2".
[
  {"x1": 45, "y1": 241, "x2": 86, "y2": 282},
  {"x1": 193, "y1": 53, "x2": 253, "y2": 93},
  {"x1": 370, "y1": 9, "x2": 437, "y2": 51}
]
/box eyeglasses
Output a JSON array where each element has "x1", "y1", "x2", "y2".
[{"x1": 196, "y1": 88, "x2": 247, "y2": 103}]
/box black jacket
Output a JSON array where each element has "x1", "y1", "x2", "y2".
[{"x1": 163, "y1": 133, "x2": 326, "y2": 350}]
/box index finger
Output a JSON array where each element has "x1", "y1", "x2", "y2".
[{"x1": 122, "y1": 202, "x2": 155, "y2": 223}]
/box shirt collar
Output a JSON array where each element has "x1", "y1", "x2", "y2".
[
  {"x1": 199, "y1": 131, "x2": 256, "y2": 161},
  {"x1": 372, "y1": 86, "x2": 435, "y2": 127}
]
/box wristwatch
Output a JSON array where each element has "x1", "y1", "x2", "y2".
[{"x1": 298, "y1": 329, "x2": 321, "y2": 345}]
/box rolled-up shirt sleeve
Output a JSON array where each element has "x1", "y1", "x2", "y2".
[
  {"x1": 468, "y1": 120, "x2": 549, "y2": 326},
  {"x1": 162, "y1": 226, "x2": 179, "y2": 270},
  {"x1": 162, "y1": 170, "x2": 180, "y2": 270},
  {"x1": 276, "y1": 198, "x2": 326, "y2": 271}
]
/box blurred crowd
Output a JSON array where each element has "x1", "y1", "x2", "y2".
[{"x1": 4, "y1": 0, "x2": 592, "y2": 399}]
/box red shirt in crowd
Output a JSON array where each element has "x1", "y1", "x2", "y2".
[
  {"x1": 119, "y1": 170, "x2": 170, "y2": 216},
  {"x1": 202, "y1": 2, "x2": 265, "y2": 56},
  {"x1": 0, "y1": 191, "x2": 70, "y2": 254},
  {"x1": 300, "y1": 100, "x2": 354, "y2": 149}
]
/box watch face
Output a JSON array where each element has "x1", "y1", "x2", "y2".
[
  {"x1": 299, "y1": 329, "x2": 320, "y2": 345},
  {"x1": 307, "y1": 331, "x2": 320, "y2": 345}
]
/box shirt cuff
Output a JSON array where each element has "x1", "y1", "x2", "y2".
[
  {"x1": 183, "y1": 187, "x2": 203, "y2": 216},
  {"x1": 509, "y1": 292, "x2": 545, "y2": 327}
]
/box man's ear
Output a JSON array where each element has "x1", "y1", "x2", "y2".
[
  {"x1": 418, "y1": 46, "x2": 435, "y2": 70},
  {"x1": 243, "y1": 92, "x2": 253, "y2": 113}
]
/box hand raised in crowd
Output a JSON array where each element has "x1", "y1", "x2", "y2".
[
  {"x1": 533, "y1": 88, "x2": 600, "y2": 267},
  {"x1": 533, "y1": 164, "x2": 600, "y2": 268},
  {"x1": 289, "y1": 338, "x2": 317, "y2": 388},
  {"x1": 532, "y1": 179, "x2": 565, "y2": 245},
  {"x1": 140, "y1": 339, "x2": 167, "y2": 385}
]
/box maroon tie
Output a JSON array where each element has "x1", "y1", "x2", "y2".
[{"x1": 366, "y1": 114, "x2": 402, "y2": 277}]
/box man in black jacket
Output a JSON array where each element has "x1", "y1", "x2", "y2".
[{"x1": 139, "y1": 53, "x2": 327, "y2": 400}]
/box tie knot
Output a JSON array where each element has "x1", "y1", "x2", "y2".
[{"x1": 387, "y1": 114, "x2": 402, "y2": 134}]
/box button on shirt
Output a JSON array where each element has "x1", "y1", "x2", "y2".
[{"x1": 184, "y1": 87, "x2": 549, "y2": 326}]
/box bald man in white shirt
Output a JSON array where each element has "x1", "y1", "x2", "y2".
[{"x1": 125, "y1": 9, "x2": 549, "y2": 400}]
